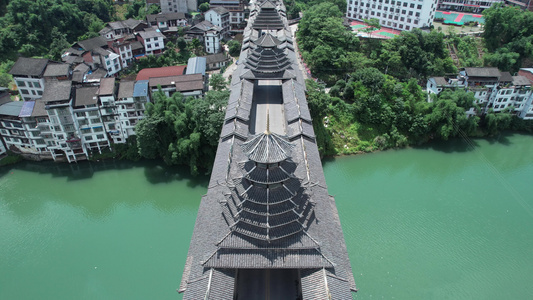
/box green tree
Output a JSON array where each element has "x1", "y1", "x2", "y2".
[
  {"x1": 227, "y1": 40, "x2": 241, "y2": 57},
  {"x1": 199, "y1": 2, "x2": 210, "y2": 12},
  {"x1": 48, "y1": 27, "x2": 70, "y2": 60},
  {"x1": 209, "y1": 73, "x2": 227, "y2": 91},
  {"x1": 0, "y1": 60, "x2": 14, "y2": 88}
]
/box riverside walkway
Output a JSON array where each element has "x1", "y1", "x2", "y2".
[{"x1": 179, "y1": 1, "x2": 356, "y2": 299}]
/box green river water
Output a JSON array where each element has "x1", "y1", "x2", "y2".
[{"x1": 1, "y1": 133, "x2": 532, "y2": 299}]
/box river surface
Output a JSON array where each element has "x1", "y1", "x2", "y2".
[{"x1": 1, "y1": 133, "x2": 532, "y2": 299}]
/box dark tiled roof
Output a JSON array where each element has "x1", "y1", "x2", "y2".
[
  {"x1": 117, "y1": 81, "x2": 135, "y2": 99},
  {"x1": 464, "y1": 67, "x2": 501, "y2": 78},
  {"x1": 202, "y1": 53, "x2": 230, "y2": 64},
  {"x1": 9, "y1": 57, "x2": 49, "y2": 77},
  {"x1": 77, "y1": 36, "x2": 108, "y2": 51},
  {"x1": 137, "y1": 29, "x2": 165, "y2": 40},
  {"x1": 147, "y1": 12, "x2": 186, "y2": 24},
  {"x1": 43, "y1": 63, "x2": 70, "y2": 77},
  {"x1": 41, "y1": 80, "x2": 72, "y2": 103},
  {"x1": 512, "y1": 76, "x2": 532, "y2": 86},
  {"x1": 209, "y1": 6, "x2": 229, "y2": 15},
  {"x1": 98, "y1": 78, "x2": 116, "y2": 96},
  {"x1": 32, "y1": 100, "x2": 47, "y2": 117},
  {"x1": 74, "y1": 86, "x2": 99, "y2": 107},
  {"x1": 500, "y1": 71, "x2": 513, "y2": 83}
]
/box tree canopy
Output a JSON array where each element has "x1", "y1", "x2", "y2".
[
  {"x1": 0, "y1": 0, "x2": 115, "y2": 62},
  {"x1": 135, "y1": 90, "x2": 229, "y2": 175},
  {"x1": 483, "y1": 4, "x2": 533, "y2": 72}
]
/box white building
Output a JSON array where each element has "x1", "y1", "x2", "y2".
[
  {"x1": 41, "y1": 80, "x2": 87, "y2": 163},
  {"x1": 73, "y1": 86, "x2": 111, "y2": 155},
  {"x1": 205, "y1": 7, "x2": 231, "y2": 36},
  {"x1": 0, "y1": 102, "x2": 31, "y2": 152},
  {"x1": 346, "y1": 0, "x2": 438, "y2": 31},
  {"x1": 9, "y1": 58, "x2": 49, "y2": 101},
  {"x1": 210, "y1": 0, "x2": 247, "y2": 29},
  {"x1": 161, "y1": 0, "x2": 197, "y2": 13},
  {"x1": 137, "y1": 30, "x2": 166, "y2": 55}
]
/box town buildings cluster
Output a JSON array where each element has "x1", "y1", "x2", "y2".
[
  {"x1": 0, "y1": 52, "x2": 230, "y2": 161},
  {"x1": 0, "y1": 0, "x2": 243, "y2": 161},
  {"x1": 427, "y1": 68, "x2": 533, "y2": 119}
]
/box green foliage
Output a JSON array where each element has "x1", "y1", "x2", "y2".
[
  {"x1": 483, "y1": 108, "x2": 512, "y2": 135},
  {"x1": 483, "y1": 4, "x2": 533, "y2": 72},
  {"x1": 136, "y1": 89, "x2": 229, "y2": 175},
  {"x1": 125, "y1": 0, "x2": 160, "y2": 20},
  {"x1": 0, "y1": 60, "x2": 14, "y2": 88},
  {"x1": 227, "y1": 40, "x2": 241, "y2": 57},
  {"x1": 297, "y1": 2, "x2": 360, "y2": 84},
  {"x1": 199, "y1": 2, "x2": 210, "y2": 12},
  {"x1": 483, "y1": 48, "x2": 520, "y2": 72},
  {"x1": 0, "y1": 0, "x2": 115, "y2": 62},
  {"x1": 377, "y1": 29, "x2": 457, "y2": 79},
  {"x1": 447, "y1": 34, "x2": 483, "y2": 67},
  {"x1": 209, "y1": 73, "x2": 227, "y2": 91}
]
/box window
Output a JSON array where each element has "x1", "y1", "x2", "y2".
[
  {"x1": 155, "y1": 43, "x2": 159, "y2": 47},
  {"x1": 33, "y1": 82, "x2": 41, "y2": 88},
  {"x1": 37, "y1": 91, "x2": 42, "y2": 95},
  {"x1": 94, "y1": 127, "x2": 103, "y2": 132},
  {"x1": 16, "y1": 80, "x2": 26, "y2": 87},
  {"x1": 76, "y1": 112, "x2": 85, "y2": 117},
  {"x1": 85, "y1": 136, "x2": 93, "y2": 141},
  {"x1": 417, "y1": 4, "x2": 421, "y2": 9},
  {"x1": 20, "y1": 89, "x2": 29, "y2": 95},
  {"x1": 410, "y1": 3, "x2": 414, "y2": 8},
  {"x1": 96, "y1": 134, "x2": 104, "y2": 140}
]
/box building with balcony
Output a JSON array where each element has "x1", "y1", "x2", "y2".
[
  {"x1": 136, "y1": 30, "x2": 166, "y2": 56},
  {"x1": 210, "y1": 0, "x2": 247, "y2": 29}
]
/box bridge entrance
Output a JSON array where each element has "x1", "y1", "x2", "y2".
[{"x1": 234, "y1": 269, "x2": 302, "y2": 300}]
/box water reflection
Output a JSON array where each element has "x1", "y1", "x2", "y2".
[{"x1": 0, "y1": 159, "x2": 208, "y2": 220}]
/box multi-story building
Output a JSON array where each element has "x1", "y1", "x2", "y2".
[
  {"x1": 438, "y1": 0, "x2": 501, "y2": 13},
  {"x1": 73, "y1": 86, "x2": 111, "y2": 155},
  {"x1": 205, "y1": 7, "x2": 231, "y2": 36},
  {"x1": 19, "y1": 101, "x2": 50, "y2": 156},
  {"x1": 210, "y1": 0, "x2": 247, "y2": 29},
  {"x1": 96, "y1": 78, "x2": 125, "y2": 144},
  {"x1": 160, "y1": 0, "x2": 197, "y2": 13},
  {"x1": 9, "y1": 58, "x2": 49, "y2": 101},
  {"x1": 116, "y1": 80, "x2": 150, "y2": 139},
  {"x1": 187, "y1": 21, "x2": 223, "y2": 53},
  {"x1": 136, "y1": 30, "x2": 166, "y2": 55},
  {"x1": 346, "y1": 0, "x2": 438, "y2": 31},
  {"x1": 0, "y1": 101, "x2": 30, "y2": 152},
  {"x1": 505, "y1": 0, "x2": 533, "y2": 11}
]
